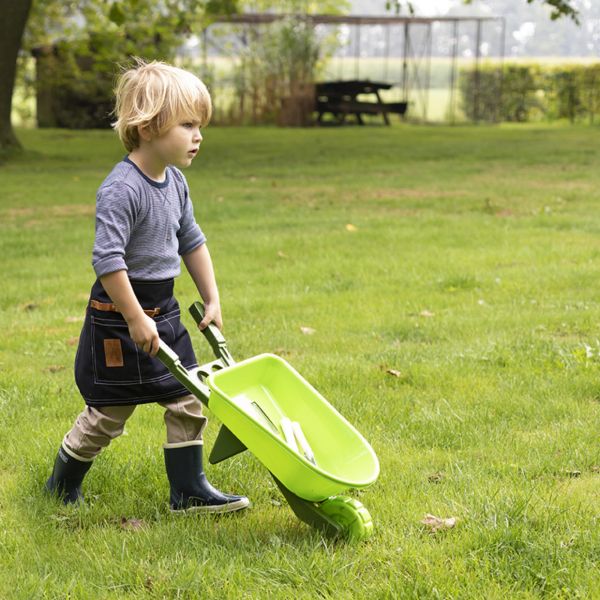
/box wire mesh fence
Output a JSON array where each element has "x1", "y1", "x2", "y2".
[{"x1": 188, "y1": 14, "x2": 506, "y2": 125}]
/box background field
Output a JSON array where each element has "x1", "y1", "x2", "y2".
[
  {"x1": 2, "y1": 124, "x2": 600, "y2": 598},
  {"x1": 187, "y1": 55, "x2": 600, "y2": 123},
  {"x1": 16, "y1": 56, "x2": 597, "y2": 129}
]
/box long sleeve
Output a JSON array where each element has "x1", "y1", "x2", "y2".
[
  {"x1": 92, "y1": 182, "x2": 139, "y2": 277},
  {"x1": 175, "y1": 172, "x2": 206, "y2": 256}
]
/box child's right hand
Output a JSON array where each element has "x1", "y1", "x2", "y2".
[{"x1": 127, "y1": 313, "x2": 160, "y2": 356}]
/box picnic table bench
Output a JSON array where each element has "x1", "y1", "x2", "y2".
[{"x1": 315, "y1": 80, "x2": 408, "y2": 126}]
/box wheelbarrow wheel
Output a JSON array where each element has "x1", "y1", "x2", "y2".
[{"x1": 319, "y1": 496, "x2": 373, "y2": 541}]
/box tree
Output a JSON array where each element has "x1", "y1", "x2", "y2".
[
  {"x1": 0, "y1": 0, "x2": 238, "y2": 155},
  {"x1": 0, "y1": 0, "x2": 32, "y2": 153}
]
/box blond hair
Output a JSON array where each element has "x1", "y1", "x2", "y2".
[{"x1": 112, "y1": 58, "x2": 212, "y2": 151}]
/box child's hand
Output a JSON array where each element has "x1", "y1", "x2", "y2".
[
  {"x1": 199, "y1": 302, "x2": 223, "y2": 331},
  {"x1": 127, "y1": 313, "x2": 160, "y2": 356}
]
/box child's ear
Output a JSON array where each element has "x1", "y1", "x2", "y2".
[{"x1": 137, "y1": 125, "x2": 152, "y2": 142}]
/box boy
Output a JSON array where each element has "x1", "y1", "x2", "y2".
[{"x1": 45, "y1": 59, "x2": 249, "y2": 514}]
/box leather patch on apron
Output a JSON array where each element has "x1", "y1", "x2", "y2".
[{"x1": 104, "y1": 339, "x2": 124, "y2": 368}]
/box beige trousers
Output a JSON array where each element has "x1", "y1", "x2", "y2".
[{"x1": 63, "y1": 394, "x2": 208, "y2": 460}]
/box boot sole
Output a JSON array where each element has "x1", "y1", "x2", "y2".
[{"x1": 170, "y1": 497, "x2": 250, "y2": 514}]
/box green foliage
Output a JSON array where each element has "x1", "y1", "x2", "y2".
[
  {"x1": 459, "y1": 62, "x2": 600, "y2": 123},
  {"x1": 224, "y1": 1, "x2": 348, "y2": 124},
  {"x1": 23, "y1": 0, "x2": 237, "y2": 48},
  {"x1": 242, "y1": 0, "x2": 348, "y2": 13},
  {"x1": 19, "y1": 0, "x2": 241, "y2": 128},
  {"x1": 34, "y1": 28, "x2": 181, "y2": 129},
  {"x1": 459, "y1": 64, "x2": 544, "y2": 123},
  {"x1": 544, "y1": 65, "x2": 600, "y2": 123},
  {"x1": 233, "y1": 16, "x2": 321, "y2": 124},
  {"x1": 530, "y1": 0, "x2": 580, "y2": 23}
]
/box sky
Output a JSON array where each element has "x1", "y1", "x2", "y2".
[
  {"x1": 403, "y1": 0, "x2": 454, "y2": 14},
  {"x1": 348, "y1": 0, "x2": 599, "y2": 56}
]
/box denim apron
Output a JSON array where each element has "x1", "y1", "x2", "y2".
[{"x1": 74, "y1": 279, "x2": 197, "y2": 407}]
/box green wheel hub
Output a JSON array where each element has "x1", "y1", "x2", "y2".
[{"x1": 319, "y1": 496, "x2": 373, "y2": 541}]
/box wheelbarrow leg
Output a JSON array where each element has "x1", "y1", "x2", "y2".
[
  {"x1": 209, "y1": 424, "x2": 247, "y2": 465},
  {"x1": 271, "y1": 474, "x2": 342, "y2": 538}
]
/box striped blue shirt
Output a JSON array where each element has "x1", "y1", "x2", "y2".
[{"x1": 92, "y1": 157, "x2": 206, "y2": 280}]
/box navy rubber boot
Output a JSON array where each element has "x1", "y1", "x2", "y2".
[
  {"x1": 45, "y1": 445, "x2": 93, "y2": 504},
  {"x1": 164, "y1": 441, "x2": 249, "y2": 514}
]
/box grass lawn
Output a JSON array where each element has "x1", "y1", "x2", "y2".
[{"x1": 2, "y1": 123, "x2": 600, "y2": 598}]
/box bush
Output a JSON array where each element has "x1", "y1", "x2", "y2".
[
  {"x1": 545, "y1": 64, "x2": 600, "y2": 123},
  {"x1": 459, "y1": 62, "x2": 600, "y2": 124},
  {"x1": 33, "y1": 28, "x2": 180, "y2": 129},
  {"x1": 229, "y1": 16, "x2": 322, "y2": 126}
]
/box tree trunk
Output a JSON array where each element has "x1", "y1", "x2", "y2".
[{"x1": 0, "y1": 0, "x2": 33, "y2": 153}]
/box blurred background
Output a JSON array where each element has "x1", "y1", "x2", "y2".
[{"x1": 6, "y1": 0, "x2": 598, "y2": 137}]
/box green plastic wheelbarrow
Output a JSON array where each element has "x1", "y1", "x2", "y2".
[{"x1": 157, "y1": 303, "x2": 379, "y2": 541}]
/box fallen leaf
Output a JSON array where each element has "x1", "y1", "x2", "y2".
[
  {"x1": 120, "y1": 517, "x2": 145, "y2": 531},
  {"x1": 65, "y1": 316, "x2": 84, "y2": 323},
  {"x1": 345, "y1": 223, "x2": 358, "y2": 232},
  {"x1": 66, "y1": 337, "x2": 79, "y2": 346},
  {"x1": 300, "y1": 326, "x2": 316, "y2": 335},
  {"x1": 591, "y1": 466, "x2": 600, "y2": 473},
  {"x1": 419, "y1": 310, "x2": 435, "y2": 318},
  {"x1": 427, "y1": 472, "x2": 445, "y2": 484},
  {"x1": 386, "y1": 369, "x2": 402, "y2": 377},
  {"x1": 274, "y1": 348, "x2": 292, "y2": 356},
  {"x1": 421, "y1": 514, "x2": 457, "y2": 532},
  {"x1": 277, "y1": 250, "x2": 288, "y2": 259},
  {"x1": 45, "y1": 365, "x2": 65, "y2": 374}
]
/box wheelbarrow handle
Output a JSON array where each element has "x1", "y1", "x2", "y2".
[
  {"x1": 189, "y1": 302, "x2": 235, "y2": 367},
  {"x1": 156, "y1": 339, "x2": 211, "y2": 404}
]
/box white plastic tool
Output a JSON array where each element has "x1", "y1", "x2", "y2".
[
  {"x1": 280, "y1": 417, "x2": 299, "y2": 452},
  {"x1": 292, "y1": 421, "x2": 316, "y2": 465}
]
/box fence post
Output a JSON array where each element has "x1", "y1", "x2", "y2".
[
  {"x1": 496, "y1": 18, "x2": 506, "y2": 123},
  {"x1": 448, "y1": 20, "x2": 459, "y2": 124},
  {"x1": 474, "y1": 19, "x2": 482, "y2": 123}
]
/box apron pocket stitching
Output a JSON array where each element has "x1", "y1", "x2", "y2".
[
  {"x1": 134, "y1": 342, "x2": 142, "y2": 384},
  {"x1": 93, "y1": 372, "x2": 177, "y2": 385},
  {"x1": 92, "y1": 315, "x2": 128, "y2": 326},
  {"x1": 165, "y1": 317, "x2": 177, "y2": 338},
  {"x1": 155, "y1": 309, "x2": 180, "y2": 322}
]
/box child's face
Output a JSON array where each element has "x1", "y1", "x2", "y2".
[{"x1": 148, "y1": 119, "x2": 203, "y2": 169}]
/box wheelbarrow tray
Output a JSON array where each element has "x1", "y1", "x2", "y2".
[{"x1": 207, "y1": 353, "x2": 379, "y2": 502}]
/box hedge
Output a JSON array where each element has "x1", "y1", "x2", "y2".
[{"x1": 459, "y1": 63, "x2": 600, "y2": 123}]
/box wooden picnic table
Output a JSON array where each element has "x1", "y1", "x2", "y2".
[{"x1": 315, "y1": 80, "x2": 408, "y2": 126}]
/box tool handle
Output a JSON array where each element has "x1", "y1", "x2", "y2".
[
  {"x1": 156, "y1": 339, "x2": 180, "y2": 366},
  {"x1": 189, "y1": 302, "x2": 235, "y2": 366},
  {"x1": 156, "y1": 339, "x2": 210, "y2": 404}
]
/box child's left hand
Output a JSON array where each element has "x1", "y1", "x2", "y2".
[{"x1": 198, "y1": 302, "x2": 223, "y2": 331}]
